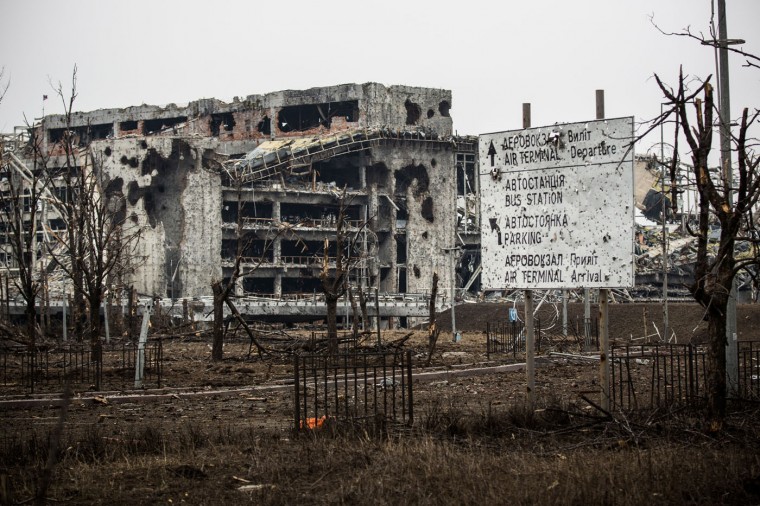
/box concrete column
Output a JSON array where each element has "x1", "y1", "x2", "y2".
[
  {"x1": 274, "y1": 274, "x2": 282, "y2": 298},
  {"x1": 272, "y1": 200, "x2": 281, "y2": 221},
  {"x1": 113, "y1": 120, "x2": 120, "y2": 138},
  {"x1": 368, "y1": 183, "x2": 378, "y2": 231},
  {"x1": 359, "y1": 164, "x2": 367, "y2": 189},
  {"x1": 272, "y1": 200, "x2": 282, "y2": 297},
  {"x1": 270, "y1": 107, "x2": 277, "y2": 140}
]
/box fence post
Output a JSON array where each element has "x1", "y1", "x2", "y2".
[
  {"x1": 486, "y1": 322, "x2": 490, "y2": 359},
  {"x1": 599, "y1": 288, "x2": 610, "y2": 412},
  {"x1": 134, "y1": 301, "x2": 152, "y2": 389},
  {"x1": 406, "y1": 349, "x2": 414, "y2": 426},
  {"x1": 293, "y1": 354, "x2": 300, "y2": 431},
  {"x1": 157, "y1": 337, "x2": 163, "y2": 389},
  {"x1": 525, "y1": 290, "x2": 535, "y2": 405}
]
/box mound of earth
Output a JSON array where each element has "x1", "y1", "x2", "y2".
[{"x1": 436, "y1": 302, "x2": 760, "y2": 343}]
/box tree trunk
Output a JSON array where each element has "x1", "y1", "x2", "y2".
[
  {"x1": 358, "y1": 283, "x2": 368, "y2": 331},
  {"x1": 86, "y1": 292, "x2": 103, "y2": 390},
  {"x1": 211, "y1": 281, "x2": 225, "y2": 361},
  {"x1": 326, "y1": 295, "x2": 339, "y2": 354},
  {"x1": 426, "y1": 273, "x2": 439, "y2": 367},
  {"x1": 25, "y1": 299, "x2": 36, "y2": 348},
  {"x1": 348, "y1": 285, "x2": 360, "y2": 339},
  {"x1": 26, "y1": 300, "x2": 36, "y2": 392},
  {"x1": 706, "y1": 306, "x2": 728, "y2": 422}
]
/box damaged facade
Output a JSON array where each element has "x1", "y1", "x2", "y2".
[{"x1": 16, "y1": 83, "x2": 478, "y2": 324}]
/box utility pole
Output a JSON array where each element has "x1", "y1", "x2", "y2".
[
  {"x1": 717, "y1": 0, "x2": 738, "y2": 394},
  {"x1": 661, "y1": 130, "x2": 669, "y2": 343}
]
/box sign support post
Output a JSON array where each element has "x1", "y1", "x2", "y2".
[
  {"x1": 596, "y1": 90, "x2": 611, "y2": 412},
  {"x1": 522, "y1": 103, "x2": 535, "y2": 405}
]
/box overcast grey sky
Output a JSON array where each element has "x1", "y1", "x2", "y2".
[{"x1": 1, "y1": 0, "x2": 758, "y2": 153}]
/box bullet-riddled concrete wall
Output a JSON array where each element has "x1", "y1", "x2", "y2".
[
  {"x1": 374, "y1": 142, "x2": 457, "y2": 296},
  {"x1": 93, "y1": 137, "x2": 224, "y2": 298}
]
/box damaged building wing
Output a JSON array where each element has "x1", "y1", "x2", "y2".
[{"x1": 7, "y1": 82, "x2": 477, "y2": 328}]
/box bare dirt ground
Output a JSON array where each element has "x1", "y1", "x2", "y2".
[{"x1": 2, "y1": 302, "x2": 760, "y2": 505}]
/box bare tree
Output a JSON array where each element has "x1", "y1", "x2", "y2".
[
  {"x1": 318, "y1": 189, "x2": 367, "y2": 354},
  {"x1": 43, "y1": 67, "x2": 89, "y2": 341},
  {"x1": 46, "y1": 152, "x2": 142, "y2": 356},
  {"x1": 0, "y1": 66, "x2": 8, "y2": 104},
  {"x1": 35, "y1": 69, "x2": 143, "y2": 381},
  {"x1": 210, "y1": 178, "x2": 295, "y2": 361},
  {"x1": 646, "y1": 68, "x2": 759, "y2": 420},
  {"x1": 0, "y1": 120, "x2": 50, "y2": 347}
]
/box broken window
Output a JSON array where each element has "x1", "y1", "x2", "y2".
[
  {"x1": 222, "y1": 201, "x2": 238, "y2": 223},
  {"x1": 282, "y1": 276, "x2": 321, "y2": 294},
  {"x1": 210, "y1": 113, "x2": 235, "y2": 136},
  {"x1": 281, "y1": 203, "x2": 359, "y2": 226},
  {"x1": 456, "y1": 153, "x2": 476, "y2": 196},
  {"x1": 48, "y1": 123, "x2": 112, "y2": 145},
  {"x1": 396, "y1": 236, "x2": 407, "y2": 264},
  {"x1": 398, "y1": 267, "x2": 407, "y2": 293},
  {"x1": 222, "y1": 237, "x2": 272, "y2": 261},
  {"x1": 243, "y1": 239, "x2": 272, "y2": 261},
  {"x1": 396, "y1": 206, "x2": 408, "y2": 230},
  {"x1": 241, "y1": 201, "x2": 272, "y2": 220},
  {"x1": 89, "y1": 123, "x2": 112, "y2": 141},
  {"x1": 222, "y1": 200, "x2": 272, "y2": 223},
  {"x1": 380, "y1": 267, "x2": 391, "y2": 284},
  {"x1": 277, "y1": 101, "x2": 358, "y2": 133},
  {"x1": 120, "y1": 120, "x2": 138, "y2": 131},
  {"x1": 257, "y1": 116, "x2": 271, "y2": 135},
  {"x1": 242, "y1": 277, "x2": 274, "y2": 295},
  {"x1": 366, "y1": 162, "x2": 390, "y2": 189},
  {"x1": 313, "y1": 158, "x2": 362, "y2": 190},
  {"x1": 142, "y1": 116, "x2": 187, "y2": 135}
]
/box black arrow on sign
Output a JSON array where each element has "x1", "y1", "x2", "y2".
[{"x1": 487, "y1": 140, "x2": 497, "y2": 166}]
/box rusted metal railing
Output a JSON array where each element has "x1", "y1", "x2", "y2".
[
  {"x1": 0, "y1": 340, "x2": 163, "y2": 394},
  {"x1": 294, "y1": 350, "x2": 413, "y2": 433},
  {"x1": 610, "y1": 343, "x2": 707, "y2": 410}
]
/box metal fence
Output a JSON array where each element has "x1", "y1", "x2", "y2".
[
  {"x1": 293, "y1": 350, "x2": 413, "y2": 433},
  {"x1": 486, "y1": 321, "x2": 527, "y2": 359},
  {"x1": 738, "y1": 341, "x2": 760, "y2": 400},
  {"x1": 0, "y1": 340, "x2": 163, "y2": 394},
  {"x1": 610, "y1": 343, "x2": 708, "y2": 410},
  {"x1": 486, "y1": 316, "x2": 599, "y2": 359}
]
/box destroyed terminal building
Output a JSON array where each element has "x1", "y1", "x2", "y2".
[{"x1": 22, "y1": 83, "x2": 479, "y2": 326}]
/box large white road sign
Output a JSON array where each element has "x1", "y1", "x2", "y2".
[{"x1": 479, "y1": 117, "x2": 635, "y2": 289}]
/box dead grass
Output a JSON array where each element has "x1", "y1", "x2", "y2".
[{"x1": 3, "y1": 401, "x2": 760, "y2": 505}]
